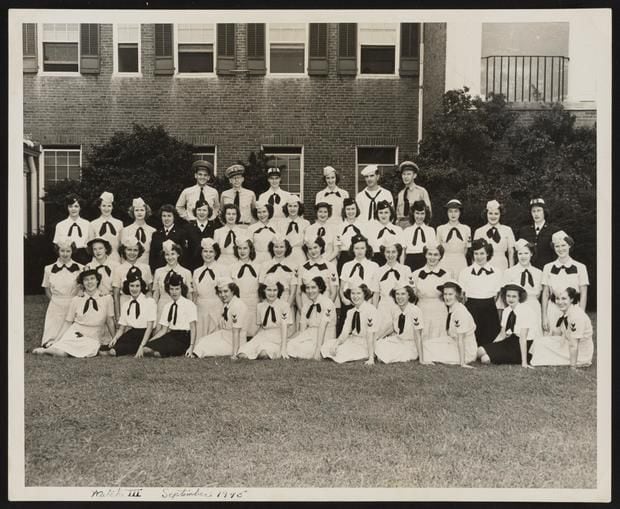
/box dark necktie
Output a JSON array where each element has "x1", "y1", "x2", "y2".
[
  {"x1": 446, "y1": 227, "x2": 463, "y2": 242},
  {"x1": 99, "y1": 221, "x2": 117, "y2": 236},
  {"x1": 317, "y1": 226, "x2": 326, "y2": 237},
  {"x1": 325, "y1": 190, "x2": 341, "y2": 197},
  {"x1": 380, "y1": 268, "x2": 400, "y2": 282},
  {"x1": 506, "y1": 310, "x2": 517, "y2": 333},
  {"x1": 403, "y1": 193, "x2": 410, "y2": 218},
  {"x1": 197, "y1": 223, "x2": 206, "y2": 233},
  {"x1": 349, "y1": 263, "x2": 364, "y2": 279},
  {"x1": 198, "y1": 267, "x2": 215, "y2": 283},
  {"x1": 556, "y1": 315, "x2": 568, "y2": 329},
  {"x1": 268, "y1": 193, "x2": 281, "y2": 206},
  {"x1": 306, "y1": 302, "x2": 322, "y2": 319},
  {"x1": 267, "y1": 263, "x2": 292, "y2": 274},
  {"x1": 351, "y1": 310, "x2": 361, "y2": 334},
  {"x1": 224, "y1": 229, "x2": 236, "y2": 248},
  {"x1": 378, "y1": 226, "x2": 395, "y2": 239},
  {"x1": 418, "y1": 268, "x2": 446, "y2": 280},
  {"x1": 199, "y1": 187, "x2": 206, "y2": 203},
  {"x1": 487, "y1": 227, "x2": 501, "y2": 243},
  {"x1": 256, "y1": 225, "x2": 276, "y2": 234},
  {"x1": 167, "y1": 302, "x2": 178, "y2": 325},
  {"x1": 306, "y1": 262, "x2": 328, "y2": 271},
  {"x1": 550, "y1": 264, "x2": 578, "y2": 275},
  {"x1": 445, "y1": 310, "x2": 452, "y2": 332},
  {"x1": 96, "y1": 265, "x2": 112, "y2": 277},
  {"x1": 51, "y1": 263, "x2": 80, "y2": 274},
  {"x1": 234, "y1": 190, "x2": 240, "y2": 208},
  {"x1": 262, "y1": 305, "x2": 276, "y2": 326},
  {"x1": 365, "y1": 190, "x2": 380, "y2": 220},
  {"x1": 535, "y1": 225, "x2": 541, "y2": 236},
  {"x1": 136, "y1": 227, "x2": 146, "y2": 244},
  {"x1": 128, "y1": 299, "x2": 140, "y2": 319},
  {"x1": 223, "y1": 305, "x2": 229, "y2": 321},
  {"x1": 397, "y1": 312, "x2": 406, "y2": 334},
  {"x1": 520, "y1": 269, "x2": 534, "y2": 287},
  {"x1": 238, "y1": 264, "x2": 257, "y2": 278},
  {"x1": 343, "y1": 224, "x2": 361, "y2": 236},
  {"x1": 83, "y1": 296, "x2": 98, "y2": 314},
  {"x1": 473, "y1": 266, "x2": 493, "y2": 276},
  {"x1": 286, "y1": 221, "x2": 299, "y2": 235},
  {"x1": 412, "y1": 226, "x2": 426, "y2": 245},
  {"x1": 67, "y1": 222, "x2": 82, "y2": 238},
  {"x1": 166, "y1": 268, "x2": 178, "y2": 280}
]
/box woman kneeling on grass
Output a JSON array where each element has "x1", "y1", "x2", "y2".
[
  {"x1": 237, "y1": 274, "x2": 292, "y2": 360},
  {"x1": 375, "y1": 281, "x2": 426, "y2": 364},
  {"x1": 33, "y1": 269, "x2": 115, "y2": 358},
  {"x1": 422, "y1": 280, "x2": 477, "y2": 368},
  {"x1": 100, "y1": 272, "x2": 157, "y2": 357},
  {"x1": 140, "y1": 273, "x2": 197, "y2": 358},
  {"x1": 287, "y1": 276, "x2": 336, "y2": 360},
  {"x1": 477, "y1": 283, "x2": 536, "y2": 368},
  {"x1": 321, "y1": 276, "x2": 378, "y2": 365},
  {"x1": 192, "y1": 278, "x2": 248, "y2": 359},
  {"x1": 530, "y1": 287, "x2": 594, "y2": 369}
]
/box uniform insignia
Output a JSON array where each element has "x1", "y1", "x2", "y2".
[
  {"x1": 325, "y1": 308, "x2": 332, "y2": 316},
  {"x1": 570, "y1": 322, "x2": 577, "y2": 332},
  {"x1": 330, "y1": 273, "x2": 337, "y2": 281},
  {"x1": 413, "y1": 317, "x2": 419, "y2": 326},
  {"x1": 282, "y1": 312, "x2": 288, "y2": 320},
  {"x1": 455, "y1": 319, "x2": 460, "y2": 327},
  {"x1": 232, "y1": 314, "x2": 238, "y2": 323},
  {"x1": 367, "y1": 318, "x2": 373, "y2": 326}
]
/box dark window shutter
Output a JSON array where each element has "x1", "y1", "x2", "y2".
[
  {"x1": 216, "y1": 24, "x2": 235, "y2": 75},
  {"x1": 154, "y1": 24, "x2": 174, "y2": 75},
  {"x1": 23, "y1": 23, "x2": 38, "y2": 73},
  {"x1": 308, "y1": 23, "x2": 328, "y2": 76},
  {"x1": 80, "y1": 24, "x2": 100, "y2": 74},
  {"x1": 246, "y1": 23, "x2": 266, "y2": 75},
  {"x1": 399, "y1": 23, "x2": 420, "y2": 77},
  {"x1": 337, "y1": 23, "x2": 357, "y2": 75}
]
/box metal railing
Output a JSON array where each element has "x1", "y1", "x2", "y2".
[{"x1": 482, "y1": 55, "x2": 569, "y2": 102}]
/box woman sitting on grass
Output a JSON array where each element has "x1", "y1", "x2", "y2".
[
  {"x1": 237, "y1": 274, "x2": 292, "y2": 360},
  {"x1": 423, "y1": 280, "x2": 477, "y2": 368},
  {"x1": 530, "y1": 287, "x2": 594, "y2": 369},
  {"x1": 40, "y1": 236, "x2": 83, "y2": 346},
  {"x1": 477, "y1": 283, "x2": 536, "y2": 368},
  {"x1": 193, "y1": 278, "x2": 248, "y2": 359},
  {"x1": 287, "y1": 276, "x2": 336, "y2": 360},
  {"x1": 101, "y1": 272, "x2": 157, "y2": 357},
  {"x1": 139, "y1": 273, "x2": 197, "y2": 358},
  {"x1": 321, "y1": 276, "x2": 378, "y2": 365},
  {"x1": 374, "y1": 281, "x2": 426, "y2": 364},
  {"x1": 33, "y1": 268, "x2": 115, "y2": 358}
]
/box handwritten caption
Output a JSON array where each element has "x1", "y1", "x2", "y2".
[{"x1": 90, "y1": 487, "x2": 248, "y2": 500}]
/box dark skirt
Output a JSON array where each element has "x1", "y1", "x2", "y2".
[
  {"x1": 73, "y1": 247, "x2": 90, "y2": 265},
  {"x1": 372, "y1": 252, "x2": 386, "y2": 267},
  {"x1": 337, "y1": 250, "x2": 355, "y2": 276},
  {"x1": 147, "y1": 330, "x2": 190, "y2": 357},
  {"x1": 114, "y1": 328, "x2": 146, "y2": 356},
  {"x1": 336, "y1": 303, "x2": 353, "y2": 337},
  {"x1": 484, "y1": 335, "x2": 533, "y2": 364},
  {"x1": 465, "y1": 297, "x2": 500, "y2": 346},
  {"x1": 405, "y1": 253, "x2": 426, "y2": 272}
]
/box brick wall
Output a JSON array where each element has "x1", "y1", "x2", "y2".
[
  {"x1": 24, "y1": 23, "x2": 447, "y2": 216},
  {"x1": 507, "y1": 102, "x2": 597, "y2": 128}
]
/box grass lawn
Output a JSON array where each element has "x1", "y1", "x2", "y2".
[{"x1": 22, "y1": 295, "x2": 597, "y2": 488}]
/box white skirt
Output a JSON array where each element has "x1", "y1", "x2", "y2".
[
  {"x1": 194, "y1": 329, "x2": 248, "y2": 358},
  {"x1": 375, "y1": 335, "x2": 418, "y2": 364},
  {"x1": 50, "y1": 324, "x2": 101, "y2": 358},
  {"x1": 238, "y1": 327, "x2": 283, "y2": 359},
  {"x1": 423, "y1": 333, "x2": 477, "y2": 365},
  {"x1": 288, "y1": 325, "x2": 337, "y2": 359},
  {"x1": 241, "y1": 296, "x2": 260, "y2": 337},
  {"x1": 376, "y1": 299, "x2": 395, "y2": 339},
  {"x1": 524, "y1": 294, "x2": 543, "y2": 338},
  {"x1": 41, "y1": 296, "x2": 72, "y2": 345},
  {"x1": 195, "y1": 297, "x2": 224, "y2": 339},
  {"x1": 418, "y1": 297, "x2": 448, "y2": 341},
  {"x1": 530, "y1": 335, "x2": 594, "y2": 367},
  {"x1": 321, "y1": 335, "x2": 369, "y2": 363},
  {"x1": 545, "y1": 300, "x2": 563, "y2": 331}
]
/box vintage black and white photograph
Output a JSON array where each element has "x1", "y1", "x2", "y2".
[{"x1": 8, "y1": 7, "x2": 611, "y2": 502}]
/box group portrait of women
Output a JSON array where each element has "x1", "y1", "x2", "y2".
[{"x1": 34, "y1": 159, "x2": 594, "y2": 369}]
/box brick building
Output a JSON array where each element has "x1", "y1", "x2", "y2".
[{"x1": 22, "y1": 21, "x2": 447, "y2": 232}]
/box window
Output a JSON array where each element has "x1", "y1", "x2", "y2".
[
  {"x1": 176, "y1": 24, "x2": 214, "y2": 74},
  {"x1": 263, "y1": 146, "x2": 303, "y2": 197},
  {"x1": 268, "y1": 23, "x2": 306, "y2": 74},
  {"x1": 192, "y1": 146, "x2": 217, "y2": 174},
  {"x1": 359, "y1": 23, "x2": 398, "y2": 75},
  {"x1": 356, "y1": 146, "x2": 398, "y2": 188},
  {"x1": 42, "y1": 147, "x2": 81, "y2": 188},
  {"x1": 115, "y1": 24, "x2": 140, "y2": 74},
  {"x1": 42, "y1": 23, "x2": 79, "y2": 72}
]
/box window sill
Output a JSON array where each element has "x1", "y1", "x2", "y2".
[
  {"x1": 112, "y1": 72, "x2": 143, "y2": 78},
  {"x1": 175, "y1": 73, "x2": 217, "y2": 78},
  {"x1": 39, "y1": 72, "x2": 82, "y2": 77},
  {"x1": 266, "y1": 73, "x2": 308, "y2": 78},
  {"x1": 357, "y1": 74, "x2": 400, "y2": 79}
]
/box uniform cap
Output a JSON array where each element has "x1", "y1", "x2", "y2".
[
  {"x1": 192, "y1": 160, "x2": 214, "y2": 173},
  {"x1": 486, "y1": 200, "x2": 501, "y2": 211},
  {"x1": 225, "y1": 164, "x2": 245, "y2": 179},
  {"x1": 323, "y1": 165, "x2": 337, "y2": 177},
  {"x1": 361, "y1": 164, "x2": 379, "y2": 177},
  {"x1": 132, "y1": 197, "x2": 146, "y2": 208},
  {"x1": 100, "y1": 191, "x2": 114, "y2": 203}
]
